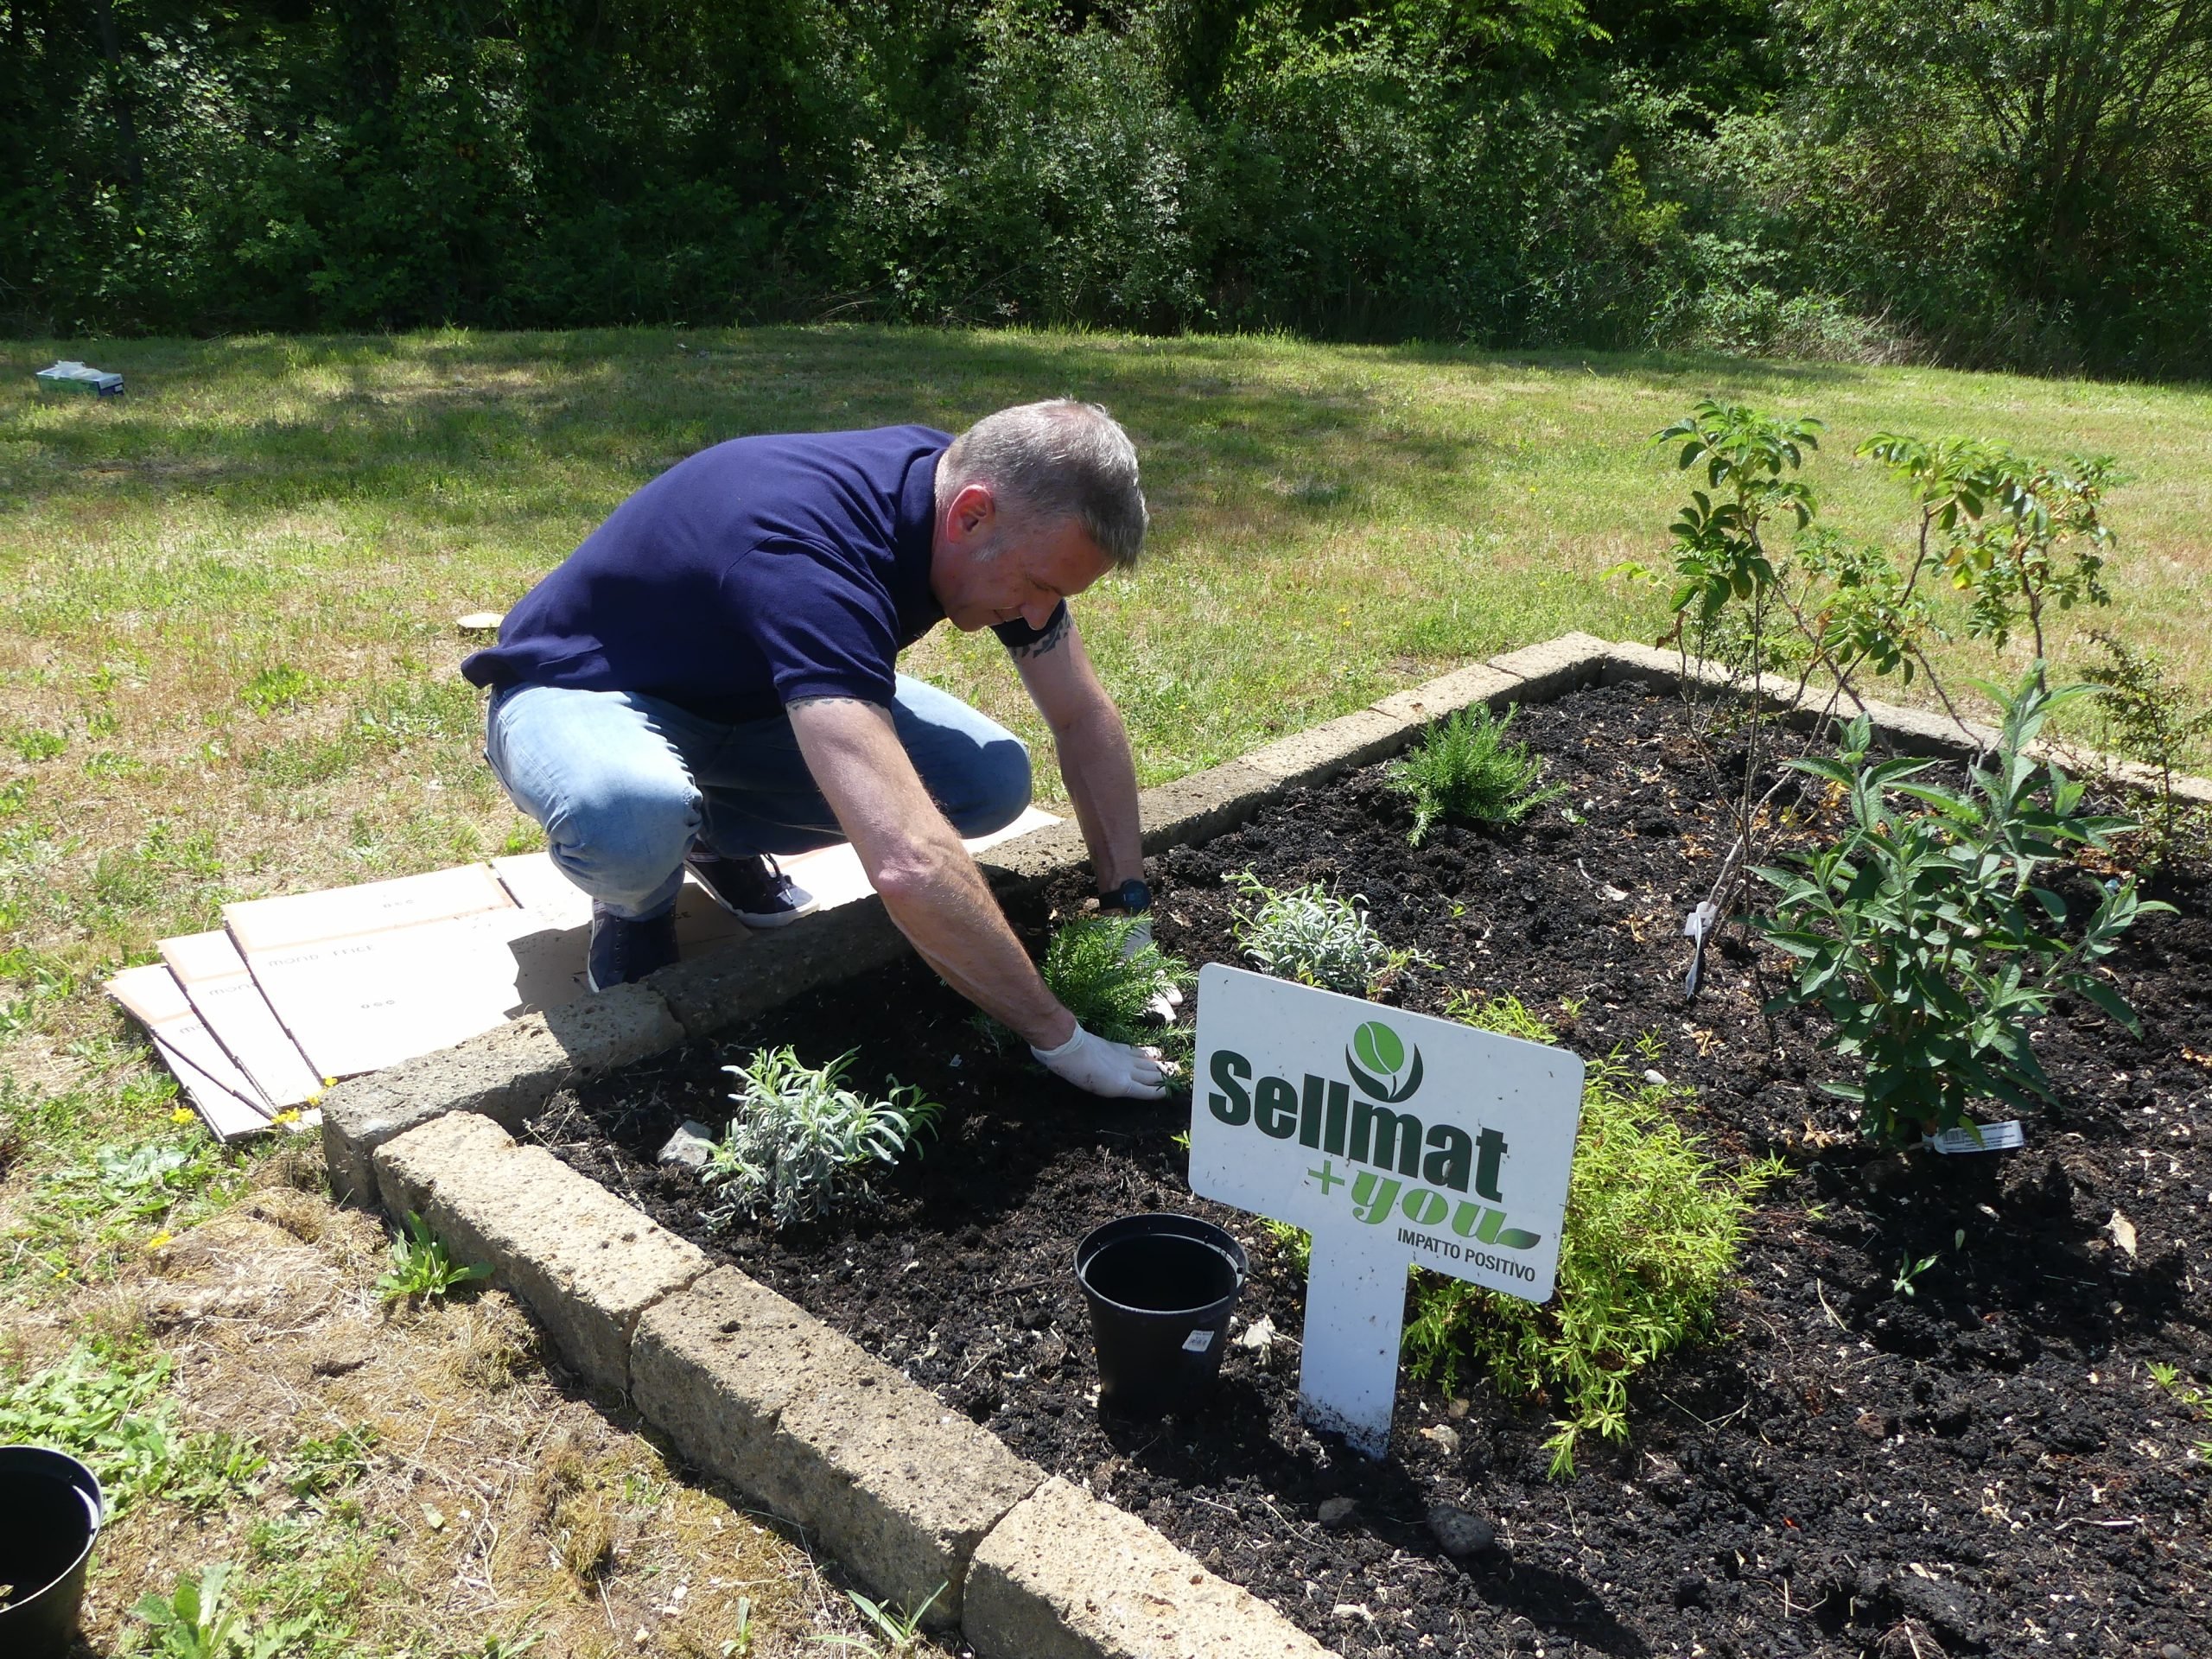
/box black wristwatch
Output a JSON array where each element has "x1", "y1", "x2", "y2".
[{"x1": 1097, "y1": 877, "x2": 1152, "y2": 915}]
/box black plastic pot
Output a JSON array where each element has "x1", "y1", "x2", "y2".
[
  {"x1": 1075, "y1": 1212, "x2": 1249, "y2": 1419},
  {"x1": 0, "y1": 1446, "x2": 105, "y2": 1658}
]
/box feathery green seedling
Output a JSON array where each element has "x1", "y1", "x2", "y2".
[
  {"x1": 1385, "y1": 705, "x2": 1563, "y2": 844},
  {"x1": 1230, "y1": 871, "x2": 1401, "y2": 995},
  {"x1": 1039, "y1": 914, "x2": 1189, "y2": 1043},
  {"x1": 375, "y1": 1212, "x2": 494, "y2": 1304},
  {"x1": 709, "y1": 1047, "x2": 941, "y2": 1228},
  {"x1": 1405, "y1": 998, "x2": 1779, "y2": 1478}
]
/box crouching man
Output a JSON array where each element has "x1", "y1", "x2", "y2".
[{"x1": 461, "y1": 399, "x2": 1169, "y2": 1100}]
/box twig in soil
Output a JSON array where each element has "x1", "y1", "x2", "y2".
[
  {"x1": 1815, "y1": 1278, "x2": 1847, "y2": 1330},
  {"x1": 1657, "y1": 1389, "x2": 1755, "y2": 1432}
]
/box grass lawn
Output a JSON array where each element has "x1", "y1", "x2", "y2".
[{"x1": 3, "y1": 323, "x2": 2209, "y2": 1653}]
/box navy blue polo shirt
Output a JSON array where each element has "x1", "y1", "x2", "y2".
[{"x1": 461, "y1": 425, "x2": 1061, "y2": 721}]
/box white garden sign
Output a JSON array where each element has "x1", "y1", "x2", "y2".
[{"x1": 1190, "y1": 963, "x2": 1586, "y2": 1456}]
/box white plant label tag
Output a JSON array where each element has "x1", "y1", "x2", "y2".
[
  {"x1": 1923, "y1": 1120, "x2": 2025, "y2": 1154},
  {"x1": 1190, "y1": 964, "x2": 1585, "y2": 1457},
  {"x1": 1181, "y1": 1330, "x2": 1215, "y2": 1353}
]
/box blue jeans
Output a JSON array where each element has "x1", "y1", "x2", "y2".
[{"x1": 486, "y1": 677, "x2": 1033, "y2": 919}]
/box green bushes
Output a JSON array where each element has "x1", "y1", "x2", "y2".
[
  {"x1": 12, "y1": 0, "x2": 2200, "y2": 372},
  {"x1": 1037, "y1": 914, "x2": 1189, "y2": 1046}
]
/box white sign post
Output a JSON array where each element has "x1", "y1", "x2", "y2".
[{"x1": 1189, "y1": 963, "x2": 1586, "y2": 1457}]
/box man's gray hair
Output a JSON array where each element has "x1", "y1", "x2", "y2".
[{"x1": 938, "y1": 399, "x2": 1149, "y2": 569}]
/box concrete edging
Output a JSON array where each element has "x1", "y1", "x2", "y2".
[{"x1": 334, "y1": 630, "x2": 2208, "y2": 1656}]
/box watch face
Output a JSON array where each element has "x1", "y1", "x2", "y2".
[{"x1": 1116, "y1": 878, "x2": 1152, "y2": 914}]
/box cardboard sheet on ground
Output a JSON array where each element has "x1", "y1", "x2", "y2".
[
  {"x1": 107, "y1": 964, "x2": 276, "y2": 1141},
  {"x1": 158, "y1": 931, "x2": 325, "y2": 1109},
  {"x1": 219, "y1": 807, "x2": 1063, "y2": 1082}
]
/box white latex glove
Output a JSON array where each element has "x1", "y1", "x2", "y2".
[
  {"x1": 1118, "y1": 917, "x2": 1185, "y2": 1021},
  {"x1": 1032, "y1": 1022, "x2": 1173, "y2": 1101}
]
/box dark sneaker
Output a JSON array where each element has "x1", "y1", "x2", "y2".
[
  {"x1": 587, "y1": 904, "x2": 679, "y2": 992},
  {"x1": 685, "y1": 851, "x2": 817, "y2": 929}
]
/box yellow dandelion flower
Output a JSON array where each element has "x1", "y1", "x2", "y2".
[
  {"x1": 272, "y1": 1109, "x2": 301, "y2": 1126},
  {"x1": 170, "y1": 1106, "x2": 196, "y2": 1124},
  {"x1": 147, "y1": 1231, "x2": 173, "y2": 1251}
]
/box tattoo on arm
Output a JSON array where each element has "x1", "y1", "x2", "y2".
[
  {"x1": 1008, "y1": 607, "x2": 1072, "y2": 660},
  {"x1": 784, "y1": 696, "x2": 870, "y2": 712}
]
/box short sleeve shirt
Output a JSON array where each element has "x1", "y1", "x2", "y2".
[{"x1": 460, "y1": 425, "x2": 1063, "y2": 721}]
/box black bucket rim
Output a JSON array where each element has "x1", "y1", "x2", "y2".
[
  {"x1": 0, "y1": 1444, "x2": 105, "y2": 1623},
  {"x1": 1075, "y1": 1211, "x2": 1249, "y2": 1319}
]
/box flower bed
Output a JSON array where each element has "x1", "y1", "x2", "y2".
[{"x1": 531, "y1": 680, "x2": 2212, "y2": 1658}]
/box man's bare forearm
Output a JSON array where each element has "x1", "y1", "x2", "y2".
[
  {"x1": 1053, "y1": 702, "x2": 1143, "y2": 890},
  {"x1": 872, "y1": 828, "x2": 1075, "y2": 1048}
]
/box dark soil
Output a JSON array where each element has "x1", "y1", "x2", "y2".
[{"x1": 531, "y1": 682, "x2": 2212, "y2": 1659}]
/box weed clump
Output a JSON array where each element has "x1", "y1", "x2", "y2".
[
  {"x1": 375, "y1": 1212, "x2": 493, "y2": 1304},
  {"x1": 1230, "y1": 871, "x2": 1398, "y2": 995},
  {"x1": 1404, "y1": 1001, "x2": 1778, "y2": 1478},
  {"x1": 708, "y1": 1047, "x2": 940, "y2": 1229},
  {"x1": 1384, "y1": 706, "x2": 1563, "y2": 844}
]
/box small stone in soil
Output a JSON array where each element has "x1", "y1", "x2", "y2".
[
  {"x1": 1317, "y1": 1496, "x2": 1358, "y2": 1529},
  {"x1": 1419, "y1": 1423, "x2": 1462, "y2": 1455},
  {"x1": 1426, "y1": 1504, "x2": 1497, "y2": 1558},
  {"x1": 656, "y1": 1120, "x2": 716, "y2": 1172}
]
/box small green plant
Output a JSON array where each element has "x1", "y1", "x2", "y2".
[
  {"x1": 1891, "y1": 1252, "x2": 1938, "y2": 1298},
  {"x1": 719, "y1": 1596, "x2": 755, "y2": 1657},
  {"x1": 1229, "y1": 871, "x2": 1400, "y2": 995},
  {"x1": 133, "y1": 1564, "x2": 308, "y2": 1659},
  {"x1": 1758, "y1": 675, "x2": 2171, "y2": 1144},
  {"x1": 709, "y1": 1047, "x2": 941, "y2": 1228},
  {"x1": 238, "y1": 664, "x2": 315, "y2": 716},
  {"x1": 285, "y1": 1423, "x2": 379, "y2": 1501},
  {"x1": 2082, "y1": 629, "x2": 2212, "y2": 875},
  {"x1": 1383, "y1": 705, "x2": 1563, "y2": 843},
  {"x1": 10, "y1": 726, "x2": 67, "y2": 761},
  {"x1": 374, "y1": 1212, "x2": 494, "y2": 1303},
  {"x1": 1404, "y1": 999, "x2": 1779, "y2": 1478},
  {"x1": 815, "y1": 1581, "x2": 945, "y2": 1655},
  {"x1": 1037, "y1": 913, "x2": 1189, "y2": 1046},
  {"x1": 2147, "y1": 1363, "x2": 2212, "y2": 1460}
]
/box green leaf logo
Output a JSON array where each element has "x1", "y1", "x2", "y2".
[
  {"x1": 1344, "y1": 1022, "x2": 1424, "y2": 1103},
  {"x1": 1352, "y1": 1021, "x2": 1405, "y2": 1077},
  {"x1": 1495, "y1": 1228, "x2": 1542, "y2": 1250}
]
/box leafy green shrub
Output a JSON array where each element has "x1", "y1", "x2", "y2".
[
  {"x1": 1038, "y1": 914, "x2": 1189, "y2": 1046},
  {"x1": 709, "y1": 1048, "x2": 941, "y2": 1229},
  {"x1": 1758, "y1": 677, "x2": 2169, "y2": 1145},
  {"x1": 374, "y1": 1213, "x2": 493, "y2": 1304},
  {"x1": 1229, "y1": 871, "x2": 1398, "y2": 995},
  {"x1": 1384, "y1": 706, "x2": 1563, "y2": 844},
  {"x1": 1405, "y1": 1001, "x2": 1778, "y2": 1478},
  {"x1": 2083, "y1": 629, "x2": 2212, "y2": 876}
]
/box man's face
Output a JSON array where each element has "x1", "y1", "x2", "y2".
[{"x1": 931, "y1": 482, "x2": 1115, "y2": 633}]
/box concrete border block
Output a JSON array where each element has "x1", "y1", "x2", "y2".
[
  {"x1": 975, "y1": 817, "x2": 1095, "y2": 901},
  {"x1": 647, "y1": 895, "x2": 911, "y2": 1042},
  {"x1": 632, "y1": 1267, "x2": 1041, "y2": 1628},
  {"x1": 371, "y1": 1112, "x2": 709, "y2": 1396},
  {"x1": 321, "y1": 982, "x2": 678, "y2": 1205},
  {"x1": 1136, "y1": 760, "x2": 1278, "y2": 852},
  {"x1": 1484, "y1": 630, "x2": 1613, "y2": 700},
  {"x1": 1370, "y1": 662, "x2": 1526, "y2": 727},
  {"x1": 1244, "y1": 707, "x2": 1413, "y2": 791},
  {"x1": 964, "y1": 1477, "x2": 1335, "y2": 1659}
]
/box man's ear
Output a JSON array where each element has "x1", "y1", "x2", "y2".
[{"x1": 947, "y1": 480, "x2": 997, "y2": 543}]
